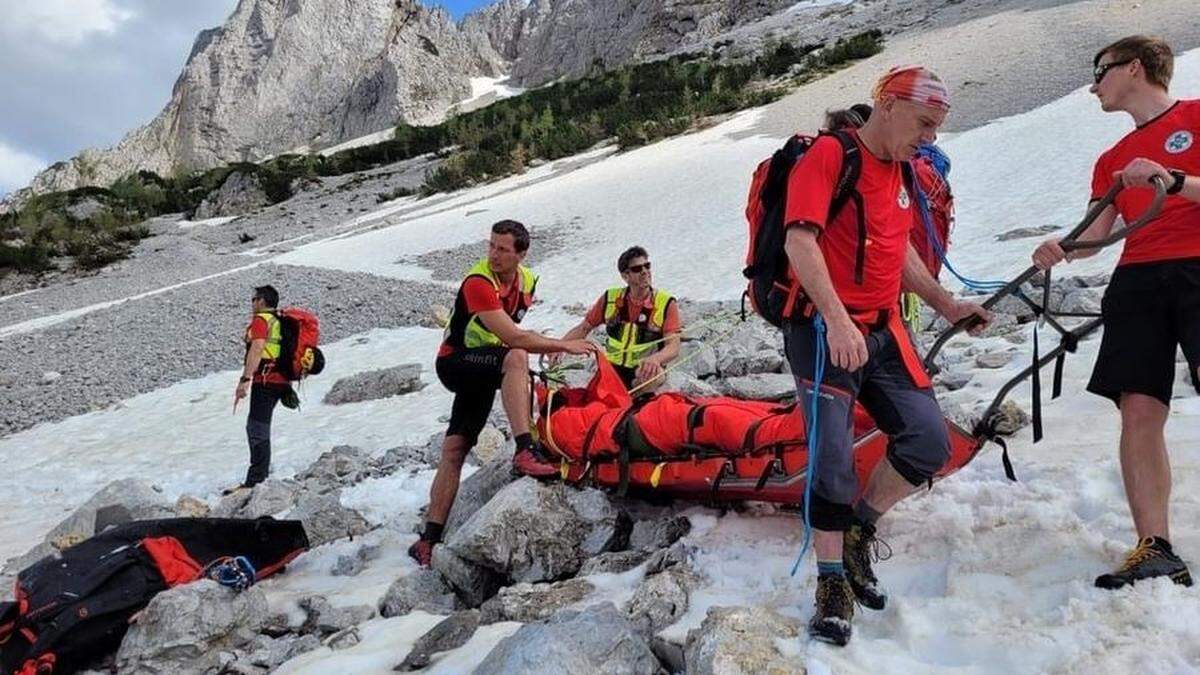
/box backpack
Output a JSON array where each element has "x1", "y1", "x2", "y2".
[
  {"x1": 742, "y1": 130, "x2": 863, "y2": 327},
  {"x1": 274, "y1": 308, "x2": 325, "y2": 380}
]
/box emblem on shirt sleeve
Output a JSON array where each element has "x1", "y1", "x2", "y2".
[{"x1": 1165, "y1": 130, "x2": 1193, "y2": 154}]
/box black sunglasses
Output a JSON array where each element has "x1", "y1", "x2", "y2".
[
  {"x1": 1094, "y1": 58, "x2": 1134, "y2": 85},
  {"x1": 624, "y1": 261, "x2": 652, "y2": 274}
]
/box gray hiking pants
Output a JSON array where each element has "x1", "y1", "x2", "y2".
[
  {"x1": 246, "y1": 384, "x2": 284, "y2": 486},
  {"x1": 783, "y1": 315, "x2": 949, "y2": 531}
]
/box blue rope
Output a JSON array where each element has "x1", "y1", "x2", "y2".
[
  {"x1": 791, "y1": 313, "x2": 826, "y2": 576},
  {"x1": 913, "y1": 176, "x2": 1007, "y2": 292}
]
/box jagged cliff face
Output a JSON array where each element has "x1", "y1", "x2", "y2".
[
  {"x1": 499, "y1": 0, "x2": 794, "y2": 87},
  {"x1": 8, "y1": 0, "x2": 801, "y2": 208}
]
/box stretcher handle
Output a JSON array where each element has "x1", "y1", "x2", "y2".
[{"x1": 923, "y1": 177, "x2": 1166, "y2": 371}]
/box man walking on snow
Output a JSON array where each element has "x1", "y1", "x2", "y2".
[
  {"x1": 1033, "y1": 35, "x2": 1199, "y2": 589},
  {"x1": 232, "y1": 285, "x2": 292, "y2": 492},
  {"x1": 781, "y1": 66, "x2": 990, "y2": 645},
  {"x1": 408, "y1": 220, "x2": 599, "y2": 567}
]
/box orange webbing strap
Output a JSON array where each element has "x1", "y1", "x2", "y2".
[{"x1": 885, "y1": 311, "x2": 933, "y2": 388}]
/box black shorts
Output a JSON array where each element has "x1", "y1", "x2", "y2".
[
  {"x1": 436, "y1": 347, "x2": 509, "y2": 445},
  {"x1": 1088, "y1": 258, "x2": 1200, "y2": 406}
]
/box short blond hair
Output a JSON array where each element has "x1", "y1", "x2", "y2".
[{"x1": 1095, "y1": 36, "x2": 1174, "y2": 90}]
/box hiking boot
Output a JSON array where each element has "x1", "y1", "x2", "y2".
[
  {"x1": 1095, "y1": 537, "x2": 1193, "y2": 590},
  {"x1": 408, "y1": 538, "x2": 435, "y2": 568},
  {"x1": 512, "y1": 444, "x2": 560, "y2": 478},
  {"x1": 844, "y1": 519, "x2": 891, "y2": 611},
  {"x1": 808, "y1": 574, "x2": 856, "y2": 646}
]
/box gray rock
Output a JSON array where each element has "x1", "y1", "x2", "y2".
[
  {"x1": 194, "y1": 171, "x2": 270, "y2": 219},
  {"x1": 66, "y1": 198, "x2": 107, "y2": 221},
  {"x1": 474, "y1": 603, "x2": 658, "y2": 675},
  {"x1": 287, "y1": 491, "x2": 370, "y2": 547},
  {"x1": 470, "y1": 426, "x2": 510, "y2": 465},
  {"x1": 995, "y1": 224, "x2": 1061, "y2": 241},
  {"x1": 988, "y1": 400, "x2": 1031, "y2": 436},
  {"x1": 3, "y1": 479, "x2": 173, "y2": 576},
  {"x1": 579, "y1": 550, "x2": 652, "y2": 576},
  {"x1": 662, "y1": 370, "x2": 721, "y2": 398},
  {"x1": 645, "y1": 542, "x2": 694, "y2": 575},
  {"x1": 480, "y1": 578, "x2": 595, "y2": 624},
  {"x1": 241, "y1": 479, "x2": 301, "y2": 518},
  {"x1": 40, "y1": 371, "x2": 62, "y2": 385},
  {"x1": 116, "y1": 581, "x2": 268, "y2": 675},
  {"x1": 244, "y1": 634, "x2": 322, "y2": 669},
  {"x1": 684, "y1": 606, "x2": 804, "y2": 675},
  {"x1": 299, "y1": 596, "x2": 376, "y2": 636},
  {"x1": 331, "y1": 553, "x2": 365, "y2": 577},
  {"x1": 322, "y1": 363, "x2": 424, "y2": 405},
  {"x1": 395, "y1": 610, "x2": 481, "y2": 671},
  {"x1": 1068, "y1": 273, "x2": 1111, "y2": 288},
  {"x1": 295, "y1": 445, "x2": 373, "y2": 490},
  {"x1": 628, "y1": 515, "x2": 691, "y2": 552},
  {"x1": 625, "y1": 566, "x2": 700, "y2": 636},
  {"x1": 378, "y1": 568, "x2": 457, "y2": 617},
  {"x1": 717, "y1": 346, "x2": 784, "y2": 378},
  {"x1": 975, "y1": 351, "x2": 1016, "y2": 369},
  {"x1": 565, "y1": 487, "x2": 630, "y2": 556},
  {"x1": 443, "y1": 450, "x2": 518, "y2": 537},
  {"x1": 979, "y1": 312, "x2": 1022, "y2": 339},
  {"x1": 432, "y1": 545, "x2": 504, "y2": 608},
  {"x1": 719, "y1": 373, "x2": 795, "y2": 402},
  {"x1": 651, "y1": 636, "x2": 687, "y2": 673},
  {"x1": 934, "y1": 370, "x2": 973, "y2": 392},
  {"x1": 324, "y1": 625, "x2": 362, "y2": 650},
  {"x1": 447, "y1": 478, "x2": 588, "y2": 583},
  {"x1": 1060, "y1": 288, "x2": 1102, "y2": 314},
  {"x1": 677, "y1": 341, "x2": 718, "y2": 379}
]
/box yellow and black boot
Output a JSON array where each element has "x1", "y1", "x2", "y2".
[
  {"x1": 844, "y1": 519, "x2": 890, "y2": 610},
  {"x1": 1095, "y1": 537, "x2": 1193, "y2": 590},
  {"x1": 808, "y1": 574, "x2": 856, "y2": 646}
]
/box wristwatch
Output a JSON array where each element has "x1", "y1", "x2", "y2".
[
  {"x1": 1167, "y1": 169, "x2": 1187, "y2": 195},
  {"x1": 239, "y1": 376, "x2": 252, "y2": 383}
]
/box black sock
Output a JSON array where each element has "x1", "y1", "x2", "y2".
[
  {"x1": 422, "y1": 522, "x2": 444, "y2": 544},
  {"x1": 515, "y1": 433, "x2": 534, "y2": 451}
]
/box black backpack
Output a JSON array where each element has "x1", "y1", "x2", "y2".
[{"x1": 742, "y1": 130, "x2": 863, "y2": 327}]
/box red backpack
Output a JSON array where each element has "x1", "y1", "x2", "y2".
[
  {"x1": 275, "y1": 308, "x2": 324, "y2": 380},
  {"x1": 742, "y1": 130, "x2": 862, "y2": 327}
]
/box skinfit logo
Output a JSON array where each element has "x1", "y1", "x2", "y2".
[
  {"x1": 1165, "y1": 130, "x2": 1193, "y2": 154},
  {"x1": 898, "y1": 186, "x2": 911, "y2": 209}
]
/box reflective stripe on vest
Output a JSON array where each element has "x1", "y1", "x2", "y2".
[
  {"x1": 603, "y1": 287, "x2": 673, "y2": 368},
  {"x1": 248, "y1": 312, "x2": 282, "y2": 361},
  {"x1": 449, "y1": 258, "x2": 539, "y2": 349}
]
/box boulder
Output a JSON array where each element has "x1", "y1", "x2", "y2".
[
  {"x1": 663, "y1": 370, "x2": 721, "y2": 398},
  {"x1": 241, "y1": 634, "x2": 322, "y2": 670},
  {"x1": 1060, "y1": 288, "x2": 1102, "y2": 314},
  {"x1": 480, "y1": 578, "x2": 595, "y2": 624},
  {"x1": 240, "y1": 480, "x2": 301, "y2": 518},
  {"x1": 474, "y1": 603, "x2": 658, "y2": 675},
  {"x1": 174, "y1": 495, "x2": 210, "y2": 518},
  {"x1": 628, "y1": 515, "x2": 691, "y2": 552},
  {"x1": 443, "y1": 451, "x2": 518, "y2": 537},
  {"x1": 934, "y1": 370, "x2": 973, "y2": 392},
  {"x1": 720, "y1": 373, "x2": 795, "y2": 402},
  {"x1": 322, "y1": 364, "x2": 424, "y2": 405},
  {"x1": 471, "y1": 426, "x2": 510, "y2": 465},
  {"x1": 579, "y1": 550, "x2": 652, "y2": 576},
  {"x1": 294, "y1": 446, "x2": 373, "y2": 491},
  {"x1": 677, "y1": 341, "x2": 718, "y2": 379},
  {"x1": 683, "y1": 606, "x2": 804, "y2": 675},
  {"x1": 298, "y1": 596, "x2": 376, "y2": 636},
  {"x1": 717, "y1": 346, "x2": 784, "y2": 378},
  {"x1": 3, "y1": 479, "x2": 173, "y2": 576},
  {"x1": 988, "y1": 400, "x2": 1031, "y2": 436},
  {"x1": 625, "y1": 566, "x2": 700, "y2": 636},
  {"x1": 447, "y1": 479, "x2": 623, "y2": 583},
  {"x1": 395, "y1": 610, "x2": 482, "y2": 671},
  {"x1": 378, "y1": 568, "x2": 457, "y2": 617},
  {"x1": 975, "y1": 351, "x2": 1016, "y2": 369},
  {"x1": 194, "y1": 171, "x2": 270, "y2": 220},
  {"x1": 287, "y1": 491, "x2": 370, "y2": 547},
  {"x1": 431, "y1": 545, "x2": 504, "y2": 608},
  {"x1": 116, "y1": 581, "x2": 268, "y2": 675}
]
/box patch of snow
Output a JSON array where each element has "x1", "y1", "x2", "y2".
[{"x1": 177, "y1": 216, "x2": 238, "y2": 229}]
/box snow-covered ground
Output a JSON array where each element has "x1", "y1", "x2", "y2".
[{"x1": 4, "y1": 48, "x2": 1199, "y2": 674}]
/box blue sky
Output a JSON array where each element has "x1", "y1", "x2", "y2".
[{"x1": 0, "y1": 0, "x2": 497, "y2": 197}]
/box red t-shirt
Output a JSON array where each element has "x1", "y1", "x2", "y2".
[
  {"x1": 246, "y1": 315, "x2": 289, "y2": 386},
  {"x1": 1091, "y1": 99, "x2": 1200, "y2": 266},
  {"x1": 784, "y1": 132, "x2": 913, "y2": 311},
  {"x1": 437, "y1": 275, "x2": 522, "y2": 357},
  {"x1": 584, "y1": 289, "x2": 681, "y2": 334}
]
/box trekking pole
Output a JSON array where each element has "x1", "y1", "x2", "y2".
[{"x1": 923, "y1": 177, "x2": 1168, "y2": 372}]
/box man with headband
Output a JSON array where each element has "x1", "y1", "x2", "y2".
[{"x1": 780, "y1": 65, "x2": 990, "y2": 645}]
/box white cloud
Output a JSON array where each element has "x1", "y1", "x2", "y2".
[
  {"x1": 0, "y1": 141, "x2": 48, "y2": 197},
  {"x1": 0, "y1": 0, "x2": 135, "y2": 46}
]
